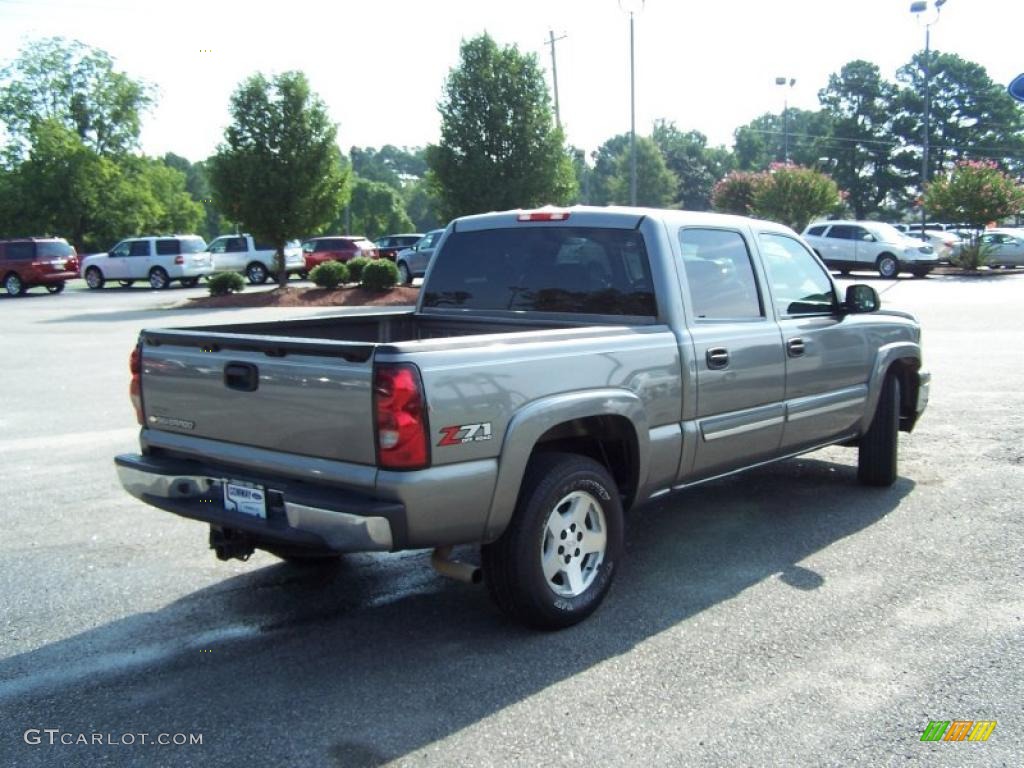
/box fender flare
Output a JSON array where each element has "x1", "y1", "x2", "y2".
[
  {"x1": 481, "y1": 389, "x2": 649, "y2": 541},
  {"x1": 860, "y1": 342, "x2": 921, "y2": 432}
]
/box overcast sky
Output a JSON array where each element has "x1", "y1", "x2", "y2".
[{"x1": 1, "y1": 0, "x2": 1021, "y2": 163}]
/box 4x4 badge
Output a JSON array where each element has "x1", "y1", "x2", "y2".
[{"x1": 438, "y1": 422, "x2": 492, "y2": 446}]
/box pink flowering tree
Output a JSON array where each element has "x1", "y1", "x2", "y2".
[
  {"x1": 750, "y1": 164, "x2": 843, "y2": 232},
  {"x1": 925, "y1": 161, "x2": 1024, "y2": 268},
  {"x1": 711, "y1": 171, "x2": 763, "y2": 216}
]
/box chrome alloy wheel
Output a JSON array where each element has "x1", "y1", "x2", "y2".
[{"x1": 540, "y1": 490, "x2": 607, "y2": 598}]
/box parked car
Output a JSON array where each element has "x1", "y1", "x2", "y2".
[
  {"x1": 920, "y1": 229, "x2": 964, "y2": 262},
  {"x1": 374, "y1": 233, "x2": 423, "y2": 261},
  {"x1": 0, "y1": 237, "x2": 79, "y2": 296},
  {"x1": 81, "y1": 236, "x2": 214, "y2": 290},
  {"x1": 301, "y1": 237, "x2": 378, "y2": 272},
  {"x1": 802, "y1": 220, "x2": 938, "y2": 278},
  {"x1": 207, "y1": 235, "x2": 304, "y2": 284},
  {"x1": 115, "y1": 206, "x2": 929, "y2": 629},
  {"x1": 395, "y1": 228, "x2": 444, "y2": 284},
  {"x1": 979, "y1": 229, "x2": 1024, "y2": 267}
]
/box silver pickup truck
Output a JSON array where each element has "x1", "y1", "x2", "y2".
[{"x1": 116, "y1": 207, "x2": 930, "y2": 629}]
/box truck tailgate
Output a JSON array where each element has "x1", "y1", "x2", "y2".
[{"x1": 139, "y1": 332, "x2": 376, "y2": 465}]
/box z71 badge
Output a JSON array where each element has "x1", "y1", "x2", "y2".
[{"x1": 438, "y1": 422, "x2": 493, "y2": 446}]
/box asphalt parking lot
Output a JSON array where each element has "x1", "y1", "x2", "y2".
[{"x1": 1, "y1": 274, "x2": 1021, "y2": 767}]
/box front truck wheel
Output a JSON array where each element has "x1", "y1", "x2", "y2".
[
  {"x1": 858, "y1": 373, "x2": 900, "y2": 486},
  {"x1": 481, "y1": 452, "x2": 624, "y2": 630}
]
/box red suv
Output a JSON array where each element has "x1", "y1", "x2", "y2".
[
  {"x1": 301, "y1": 237, "x2": 378, "y2": 272},
  {"x1": 0, "y1": 237, "x2": 79, "y2": 296}
]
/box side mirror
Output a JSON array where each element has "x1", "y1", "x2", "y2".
[{"x1": 844, "y1": 284, "x2": 879, "y2": 313}]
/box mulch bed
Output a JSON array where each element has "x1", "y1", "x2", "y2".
[{"x1": 181, "y1": 285, "x2": 421, "y2": 309}]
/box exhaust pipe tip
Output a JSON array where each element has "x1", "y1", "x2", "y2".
[{"x1": 431, "y1": 546, "x2": 482, "y2": 584}]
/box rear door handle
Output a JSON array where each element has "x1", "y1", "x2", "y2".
[
  {"x1": 787, "y1": 338, "x2": 806, "y2": 357},
  {"x1": 706, "y1": 347, "x2": 730, "y2": 370},
  {"x1": 224, "y1": 362, "x2": 259, "y2": 392}
]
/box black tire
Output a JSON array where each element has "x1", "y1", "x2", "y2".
[
  {"x1": 4, "y1": 273, "x2": 26, "y2": 296},
  {"x1": 148, "y1": 267, "x2": 169, "y2": 290},
  {"x1": 397, "y1": 262, "x2": 412, "y2": 285},
  {"x1": 46, "y1": 281, "x2": 65, "y2": 294},
  {"x1": 876, "y1": 253, "x2": 900, "y2": 279},
  {"x1": 246, "y1": 262, "x2": 269, "y2": 284},
  {"x1": 481, "y1": 452, "x2": 624, "y2": 630},
  {"x1": 180, "y1": 277, "x2": 200, "y2": 288},
  {"x1": 858, "y1": 373, "x2": 900, "y2": 487},
  {"x1": 85, "y1": 267, "x2": 105, "y2": 290},
  {"x1": 912, "y1": 269, "x2": 931, "y2": 279},
  {"x1": 118, "y1": 280, "x2": 134, "y2": 288}
]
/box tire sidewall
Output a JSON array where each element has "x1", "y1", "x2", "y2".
[
  {"x1": 5, "y1": 273, "x2": 22, "y2": 295},
  {"x1": 516, "y1": 461, "x2": 624, "y2": 623},
  {"x1": 878, "y1": 255, "x2": 899, "y2": 278},
  {"x1": 149, "y1": 268, "x2": 168, "y2": 289}
]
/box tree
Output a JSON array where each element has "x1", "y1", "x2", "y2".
[
  {"x1": 402, "y1": 178, "x2": 442, "y2": 232},
  {"x1": 0, "y1": 37, "x2": 153, "y2": 159},
  {"x1": 818, "y1": 61, "x2": 901, "y2": 219},
  {"x1": 588, "y1": 133, "x2": 631, "y2": 206},
  {"x1": 426, "y1": 33, "x2": 576, "y2": 220},
  {"x1": 163, "y1": 153, "x2": 228, "y2": 241},
  {"x1": 341, "y1": 178, "x2": 415, "y2": 239},
  {"x1": 711, "y1": 171, "x2": 763, "y2": 216},
  {"x1": 751, "y1": 164, "x2": 843, "y2": 232},
  {"x1": 209, "y1": 71, "x2": 350, "y2": 287},
  {"x1": 606, "y1": 136, "x2": 677, "y2": 207},
  {"x1": 925, "y1": 160, "x2": 1024, "y2": 229},
  {"x1": 651, "y1": 120, "x2": 734, "y2": 210},
  {"x1": 350, "y1": 145, "x2": 427, "y2": 190},
  {"x1": 733, "y1": 109, "x2": 831, "y2": 171}
]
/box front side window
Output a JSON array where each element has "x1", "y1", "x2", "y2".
[
  {"x1": 758, "y1": 233, "x2": 837, "y2": 316},
  {"x1": 826, "y1": 225, "x2": 855, "y2": 240},
  {"x1": 806, "y1": 225, "x2": 827, "y2": 236},
  {"x1": 208, "y1": 237, "x2": 227, "y2": 254},
  {"x1": 678, "y1": 228, "x2": 762, "y2": 320},
  {"x1": 110, "y1": 241, "x2": 131, "y2": 258}
]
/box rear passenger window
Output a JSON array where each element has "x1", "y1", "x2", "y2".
[
  {"x1": 678, "y1": 229, "x2": 762, "y2": 320},
  {"x1": 806, "y1": 225, "x2": 826, "y2": 236},
  {"x1": 129, "y1": 240, "x2": 151, "y2": 256},
  {"x1": 5, "y1": 242, "x2": 35, "y2": 260},
  {"x1": 826, "y1": 225, "x2": 855, "y2": 240},
  {"x1": 155, "y1": 239, "x2": 179, "y2": 256},
  {"x1": 758, "y1": 233, "x2": 837, "y2": 315}
]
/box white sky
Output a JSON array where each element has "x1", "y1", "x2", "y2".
[{"x1": 1, "y1": 0, "x2": 1021, "y2": 163}]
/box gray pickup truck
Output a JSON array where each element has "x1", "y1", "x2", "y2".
[{"x1": 116, "y1": 207, "x2": 930, "y2": 629}]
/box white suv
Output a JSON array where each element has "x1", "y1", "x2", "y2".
[
  {"x1": 802, "y1": 220, "x2": 938, "y2": 278},
  {"x1": 207, "y1": 235, "x2": 305, "y2": 284},
  {"x1": 82, "y1": 236, "x2": 214, "y2": 289}
]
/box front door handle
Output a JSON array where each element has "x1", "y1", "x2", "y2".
[
  {"x1": 787, "y1": 338, "x2": 806, "y2": 357},
  {"x1": 706, "y1": 347, "x2": 730, "y2": 370}
]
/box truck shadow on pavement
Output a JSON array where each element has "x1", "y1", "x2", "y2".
[{"x1": 2, "y1": 455, "x2": 911, "y2": 767}]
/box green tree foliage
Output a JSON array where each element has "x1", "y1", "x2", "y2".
[
  {"x1": 818, "y1": 61, "x2": 901, "y2": 219},
  {"x1": 606, "y1": 136, "x2": 677, "y2": 207},
  {"x1": 401, "y1": 178, "x2": 442, "y2": 232},
  {"x1": 733, "y1": 109, "x2": 831, "y2": 171},
  {"x1": 164, "y1": 153, "x2": 228, "y2": 241},
  {"x1": 751, "y1": 164, "x2": 843, "y2": 232},
  {"x1": 0, "y1": 37, "x2": 153, "y2": 159},
  {"x1": 343, "y1": 178, "x2": 415, "y2": 239},
  {"x1": 588, "y1": 134, "x2": 630, "y2": 206},
  {"x1": 651, "y1": 120, "x2": 735, "y2": 210},
  {"x1": 351, "y1": 145, "x2": 427, "y2": 190},
  {"x1": 426, "y1": 33, "x2": 576, "y2": 220},
  {"x1": 893, "y1": 52, "x2": 1024, "y2": 185},
  {"x1": 925, "y1": 160, "x2": 1024, "y2": 229},
  {"x1": 711, "y1": 171, "x2": 762, "y2": 216},
  {"x1": 209, "y1": 71, "x2": 350, "y2": 287}
]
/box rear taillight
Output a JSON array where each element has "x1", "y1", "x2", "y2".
[
  {"x1": 374, "y1": 363, "x2": 429, "y2": 469},
  {"x1": 174, "y1": 255, "x2": 185, "y2": 264},
  {"x1": 129, "y1": 345, "x2": 143, "y2": 425}
]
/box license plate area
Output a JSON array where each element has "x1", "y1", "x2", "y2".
[{"x1": 223, "y1": 479, "x2": 267, "y2": 519}]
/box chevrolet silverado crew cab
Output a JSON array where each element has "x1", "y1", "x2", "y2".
[{"x1": 116, "y1": 207, "x2": 930, "y2": 629}]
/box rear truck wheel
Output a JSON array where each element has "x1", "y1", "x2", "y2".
[
  {"x1": 876, "y1": 253, "x2": 900, "y2": 278},
  {"x1": 246, "y1": 262, "x2": 269, "y2": 284},
  {"x1": 397, "y1": 262, "x2": 412, "y2": 285},
  {"x1": 118, "y1": 280, "x2": 134, "y2": 288},
  {"x1": 481, "y1": 452, "x2": 624, "y2": 630},
  {"x1": 46, "y1": 281, "x2": 65, "y2": 294},
  {"x1": 858, "y1": 373, "x2": 900, "y2": 487},
  {"x1": 4, "y1": 273, "x2": 25, "y2": 296},
  {"x1": 85, "y1": 267, "x2": 104, "y2": 289},
  {"x1": 148, "y1": 267, "x2": 169, "y2": 290},
  {"x1": 180, "y1": 277, "x2": 200, "y2": 288}
]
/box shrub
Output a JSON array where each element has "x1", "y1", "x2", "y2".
[
  {"x1": 309, "y1": 260, "x2": 349, "y2": 289},
  {"x1": 712, "y1": 171, "x2": 763, "y2": 216},
  {"x1": 346, "y1": 256, "x2": 371, "y2": 282},
  {"x1": 207, "y1": 272, "x2": 245, "y2": 296},
  {"x1": 925, "y1": 160, "x2": 1024, "y2": 232},
  {"x1": 751, "y1": 164, "x2": 842, "y2": 232},
  {"x1": 361, "y1": 259, "x2": 399, "y2": 291}
]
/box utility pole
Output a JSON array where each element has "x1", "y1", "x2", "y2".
[{"x1": 545, "y1": 30, "x2": 567, "y2": 130}]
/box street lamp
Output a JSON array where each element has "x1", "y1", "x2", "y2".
[
  {"x1": 619, "y1": 0, "x2": 644, "y2": 206},
  {"x1": 910, "y1": 0, "x2": 946, "y2": 237},
  {"x1": 775, "y1": 76, "x2": 796, "y2": 163}
]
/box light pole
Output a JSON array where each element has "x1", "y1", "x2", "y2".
[
  {"x1": 619, "y1": 0, "x2": 644, "y2": 206},
  {"x1": 775, "y1": 76, "x2": 796, "y2": 163},
  {"x1": 910, "y1": 0, "x2": 946, "y2": 236}
]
